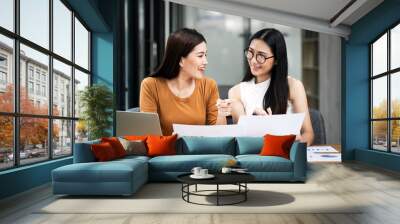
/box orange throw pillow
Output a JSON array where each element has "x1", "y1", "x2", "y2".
[
  {"x1": 91, "y1": 142, "x2": 117, "y2": 161},
  {"x1": 101, "y1": 137, "x2": 127, "y2": 158},
  {"x1": 260, "y1": 134, "x2": 296, "y2": 159},
  {"x1": 146, "y1": 134, "x2": 177, "y2": 157},
  {"x1": 124, "y1": 135, "x2": 147, "y2": 141}
]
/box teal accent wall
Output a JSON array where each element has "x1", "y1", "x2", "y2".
[
  {"x1": 0, "y1": 158, "x2": 72, "y2": 199},
  {"x1": 343, "y1": 0, "x2": 400, "y2": 171},
  {"x1": 91, "y1": 32, "x2": 114, "y2": 135},
  {"x1": 92, "y1": 32, "x2": 113, "y2": 88}
]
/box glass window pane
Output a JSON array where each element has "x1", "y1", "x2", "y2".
[
  {"x1": 20, "y1": 44, "x2": 49, "y2": 115},
  {"x1": 372, "y1": 121, "x2": 388, "y2": 151},
  {"x1": 75, "y1": 120, "x2": 88, "y2": 143},
  {"x1": 372, "y1": 33, "x2": 387, "y2": 76},
  {"x1": 391, "y1": 120, "x2": 400, "y2": 153},
  {"x1": 0, "y1": 34, "x2": 14, "y2": 112},
  {"x1": 0, "y1": 0, "x2": 14, "y2": 31},
  {"x1": 391, "y1": 72, "x2": 400, "y2": 118},
  {"x1": 74, "y1": 69, "x2": 89, "y2": 118},
  {"x1": 372, "y1": 77, "x2": 387, "y2": 119},
  {"x1": 391, "y1": 24, "x2": 400, "y2": 70},
  {"x1": 53, "y1": 0, "x2": 72, "y2": 60},
  {"x1": 53, "y1": 119, "x2": 72, "y2": 158},
  {"x1": 20, "y1": 0, "x2": 49, "y2": 49},
  {"x1": 53, "y1": 59, "x2": 72, "y2": 117},
  {"x1": 74, "y1": 18, "x2": 89, "y2": 70},
  {"x1": 0, "y1": 116, "x2": 14, "y2": 170},
  {"x1": 20, "y1": 117, "x2": 49, "y2": 165}
]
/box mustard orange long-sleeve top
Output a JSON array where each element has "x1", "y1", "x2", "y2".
[{"x1": 139, "y1": 76, "x2": 219, "y2": 135}]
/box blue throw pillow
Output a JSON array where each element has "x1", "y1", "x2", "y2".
[
  {"x1": 178, "y1": 136, "x2": 236, "y2": 155},
  {"x1": 236, "y1": 137, "x2": 263, "y2": 155}
]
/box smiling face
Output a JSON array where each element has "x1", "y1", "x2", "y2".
[
  {"x1": 247, "y1": 39, "x2": 275, "y2": 81},
  {"x1": 179, "y1": 42, "x2": 208, "y2": 79}
]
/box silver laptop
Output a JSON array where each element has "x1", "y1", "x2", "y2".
[{"x1": 116, "y1": 111, "x2": 162, "y2": 136}]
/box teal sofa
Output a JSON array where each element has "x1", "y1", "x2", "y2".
[{"x1": 52, "y1": 137, "x2": 307, "y2": 196}]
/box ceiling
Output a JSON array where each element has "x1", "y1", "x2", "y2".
[{"x1": 167, "y1": 0, "x2": 384, "y2": 38}]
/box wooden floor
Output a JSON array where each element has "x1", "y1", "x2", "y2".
[{"x1": 1, "y1": 162, "x2": 400, "y2": 224}]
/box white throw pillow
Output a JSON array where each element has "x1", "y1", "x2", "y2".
[{"x1": 118, "y1": 137, "x2": 147, "y2": 156}]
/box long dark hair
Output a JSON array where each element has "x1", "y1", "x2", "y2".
[
  {"x1": 151, "y1": 28, "x2": 206, "y2": 79},
  {"x1": 242, "y1": 28, "x2": 289, "y2": 114}
]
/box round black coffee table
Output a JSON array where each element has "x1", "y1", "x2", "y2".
[{"x1": 177, "y1": 173, "x2": 255, "y2": 206}]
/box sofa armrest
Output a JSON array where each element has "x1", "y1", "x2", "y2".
[
  {"x1": 289, "y1": 141, "x2": 307, "y2": 181},
  {"x1": 73, "y1": 140, "x2": 100, "y2": 163}
]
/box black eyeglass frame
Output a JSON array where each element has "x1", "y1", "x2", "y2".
[{"x1": 244, "y1": 49, "x2": 274, "y2": 64}]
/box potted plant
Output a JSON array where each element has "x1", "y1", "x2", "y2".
[{"x1": 79, "y1": 84, "x2": 113, "y2": 140}]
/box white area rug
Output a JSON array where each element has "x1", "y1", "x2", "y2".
[{"x1": 38, "y1": 183, "x2": 361, "y2": 214}]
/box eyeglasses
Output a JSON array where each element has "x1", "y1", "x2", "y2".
[{"x1": 244, "y1": 49, "x2": 274, "y2": 64}]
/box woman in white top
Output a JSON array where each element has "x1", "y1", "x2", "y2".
[{"x1": 218, "y1": 28, "x2": 314, "y2": 146}]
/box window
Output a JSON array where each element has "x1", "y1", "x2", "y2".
[
  {"x1": 371, "y1": 23, "x2": 400, "y2": 154},
  {"x1": 35, "y1": 83, "x2": 40, "y2": 95},
  {"x1": 28, "y1": 67, "x2": 34, "y2": 80},
  {"x1": 28, "y1": 81, "x2": 34, "y2": 94},
  {"x1": 41, "y1": 73, "x2": 46, "y2": 82},
  {"x1": 0, "y1": 0, "x2": 91, "y2": 170},
  {"x1": 35, "y1": 70, "x2": 40, "y2": 81},
  {"x1": 0, "y1": 71, "x2": 6, "y2": 85},
  {"x1": 42, "y1": 85, "x2": 46, "y2": 97},
  {"x1": 0, "y1": 55, "x2": 7, "y2": 67},
  {"x1": 0, "y1": 0, "x2": 14, "y2": 32},
  {"x1": 74, "y1": 18, "x2": 89, "y2": 70}
]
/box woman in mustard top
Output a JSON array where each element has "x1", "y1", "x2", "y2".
[{"x1": 140, "y1": 28, "x2": 226, "y2": 135}]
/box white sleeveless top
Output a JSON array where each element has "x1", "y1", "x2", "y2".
[{"x1": 239, "y1": 78, "x2": 293, "y2": 115}]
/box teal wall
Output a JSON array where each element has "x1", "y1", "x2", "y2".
[
  {"x1": 343, "y1": 0, "x2": 400, "y2": 171},
  {"x1": 0, "y1": 1, "x2": 115, "y2": 200},
  {"x1": 0, "y1": 158, "x2": 72, "y2": 199}
]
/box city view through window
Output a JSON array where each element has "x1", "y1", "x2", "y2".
[
  {"x1": 371, "y1": 23, "x2": 400, "y2": 153},
  {"x1": 0, "y1": 0, "x2": 90, "y2": 170}
]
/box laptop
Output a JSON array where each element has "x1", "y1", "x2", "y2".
[{"x1": 116, "y1": 111, "x2": 162, "y2": 136}]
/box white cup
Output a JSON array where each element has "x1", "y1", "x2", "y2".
[
  {"x1": 221, "y1": 167, "x2": 232, "y2": 174},
  {"x1": 191, "y1": 167, "x2": 202, "y2": 176},
  {"x1": 200, "y1": 169, "x2": 208, "y2": 176}
]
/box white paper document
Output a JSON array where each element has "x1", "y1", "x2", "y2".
[
  {"x1": 307, "y1": 145, "x2": 341, "y2": 162},
  {"x1": 238, "y1": 113, "x2": 305, "y2": 136},
  {"x1": 173, "y1": 113, "x2": 305, "y2": 137}
]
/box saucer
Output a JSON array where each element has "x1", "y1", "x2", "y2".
[{"x1": 190, "y1": 174, "x2": 215, "y2": 179}]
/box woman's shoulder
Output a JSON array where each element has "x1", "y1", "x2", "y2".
[
  {"x1": 288, "y1": 76, "x2": 304, "y2": 88},
  {"x1": 287, "y1": 76, "x2": 305, "y2": 99},
  {"x1": 228, "y1": 84, "x2": 241, "y2": 100},
  {"x1": 141, "y1": 76, "x2": 164, "y2": 87},
  {"x1": 199, "y1": 76, "x2": 218, "y2": 89}
]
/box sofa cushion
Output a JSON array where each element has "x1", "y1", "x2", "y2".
[
  {"x1": 236, "y1": 137, "x2": 263, "y2": 155},
  {"x1": 236, "y1": 155, "x2": 293, "y2": 172},
  {"x1": 119, "y1": 138, "x2": 147, "y2": 156},
  {"x1": 91, "y1": 142, "x2": 118, "y2": 161},
  {"x1": 148, "y1": 154, "x2": 235, "y2": 172},
  {"x1": 177, "y1": 136, "x2": 236, "y2": 155},
  {"x1": 260, "y1": 134, "x2": 296, "y2": 159},
  {"x1": 101, "y1": 137, "x2": 127, "y2": 158},
  {"x1": 147, "y1": 135, "x2": 178, "y2": 157},
  {"x1": 52, "y1": 158, "x2": 147, "y2": 183}
]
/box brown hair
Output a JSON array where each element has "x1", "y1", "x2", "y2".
[{"x1": 151, "y1": 28, "x2": 206, "y2": 79}]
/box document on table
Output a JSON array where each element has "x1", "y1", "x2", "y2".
[
  {"x1": 307, "y1": 145, "x2": 341, "y2": 162},
  {"x1": 173, "y1": 113, "x2": 305, "y2": 137}
]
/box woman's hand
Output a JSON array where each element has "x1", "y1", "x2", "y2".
[
  {"x1": 253, "y1": 107, "x2": 272, "y2": 116},
  {"x1": 216, "y1": 99, "x2": 234, "y2": 117}
]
